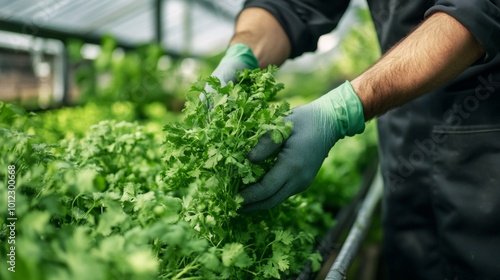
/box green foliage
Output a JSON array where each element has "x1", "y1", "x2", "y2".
[
  {"x1": 4, "y1": 99, "x2": 177, "y2": 145},
  {"x1": 0, "y1": 102, "x2": 36, "y2": 131},
  {"x1": 330, "y1": 8, "x2": 381, "y2": 78},
  {"x1": 0, "y1": 118, "x2": 166, "y2": 280},
  {"x1": 162, "y1": 67, "x2": 328, "y2": 279},
  {"x1": 0, "y1": 68, "x2": 333, "y2": 280},
  {"x1": 27, "y1": 102, "x2": 137, "y2": 143},
  {"x1": 70, "y1": 36, "x2": 187, "y2": 118},
  {"x1": 94, "y1": 37, "x2": 166, "y2": 106}
]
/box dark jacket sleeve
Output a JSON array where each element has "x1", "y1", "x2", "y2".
[
  {"x1": 425, "y1": 0, "x2": 500, "y2": 61},
  {"x1": 242, "y1": 0, "x2": 351, "y2": 58}
]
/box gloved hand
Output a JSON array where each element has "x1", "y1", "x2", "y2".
[
  {"x1": 211, "y1": 43, "x2": 259, "y2": 85},
  {"x1": 202, "y1": 43, "x2": 259, "y2": 106},
  {"x1": 239, "y1": 81, "x2": 366, "y2": 212}
]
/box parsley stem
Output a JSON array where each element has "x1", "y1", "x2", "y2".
[{"x1": 171, "y1": 263, "x2": 201, "y2": 280}]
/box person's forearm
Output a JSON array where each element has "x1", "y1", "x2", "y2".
[
  {"x1": 230, "y1": 8, "x2": 291, "y2": 68},
  {"x1": 351, "y1": 12, "x2": 485, "y2": 120}
]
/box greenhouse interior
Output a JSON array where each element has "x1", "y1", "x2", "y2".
[
  {"x1": 0, "y1": 0, "x2": 390, "y2": 280},
  {"x1": 3, "y1": 0, "x2": 499, "y2": 280}
]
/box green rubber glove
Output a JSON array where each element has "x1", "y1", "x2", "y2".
[
  {"x1": 239, "y1": 81, "x2": 366, "y2": 212},
  {"x1": 211, "y1": 43, "x2": 259, "y2": 85},
  {"x1": 202, "y1": 43, "x2": 258, "y2": 107}
]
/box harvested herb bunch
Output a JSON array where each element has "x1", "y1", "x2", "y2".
[{"x1": 162, "y1": 67, "x2": 328, "y2": 279}]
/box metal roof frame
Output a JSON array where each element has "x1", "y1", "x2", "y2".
[
  {"x1": 0, "y1": 0, "x2": 243, "y2": 106},
  {"x1": 0, "y1": 0, "x2": 241, "y2": 56}
]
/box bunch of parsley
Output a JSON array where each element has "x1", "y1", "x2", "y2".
[{"x1": 161, "y1": 67, "x2": 325, "y2": 279}]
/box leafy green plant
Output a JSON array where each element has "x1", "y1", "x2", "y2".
[
  {"x1": 0, "y1": 119, "x2": 167, "y2": 280},
  {"x1": 70, "y1": 36, "x2": 188, "y2": 118},
  {"x1": 28, "y1": 102, "x2": 137, "y2": 143},
  {"x1": 161, "y1": 67, "x2": 327, "y2": 279}
]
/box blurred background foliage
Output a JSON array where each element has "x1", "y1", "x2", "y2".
[{"x1": 69, "y1": 36, "x2": 190, "y2": 119}]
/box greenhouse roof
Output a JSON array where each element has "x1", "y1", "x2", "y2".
[{"x1": 0, "y1": 0, "x2": 242, "y2": 56}]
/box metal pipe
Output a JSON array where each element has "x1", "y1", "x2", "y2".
[
  {"x1": 154, "y1": 0, "x2": 163, "y2": 44},
  {"x1": 296, "y1": 161, "x2": 378, "y2": 280},
  {"x1": 0, "y1": 17, "x2": 181, "y2": 58},
  {"x1": 0, "y1": 18, "x2": 135, "y2": 50},
  {"x1": 325, "y1": 170, "x2": 383, "y2": 280},
  {"x1": 61, "y1": 42, "x2": 70, "y2": 105}
]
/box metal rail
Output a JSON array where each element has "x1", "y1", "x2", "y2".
[
  {"x1": 295, "y1": 161, "x2": 378, "y2": 280},
  {"x1": 325, "y1": 170, "x2": 383, "y2": 280}
]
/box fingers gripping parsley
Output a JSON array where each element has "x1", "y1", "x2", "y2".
[
  {"x1": 162, "y1": 67, "x2": 324, "y2": 279},
  {"x1": 164, "y1": 66, "x2": 292, "y2": 195}
]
